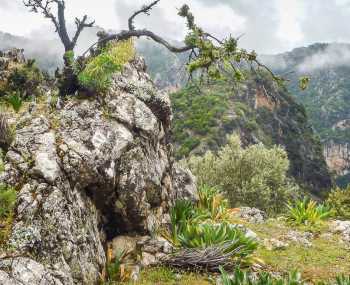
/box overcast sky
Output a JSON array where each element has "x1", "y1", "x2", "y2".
[{"x1": 1, "y1": 0, "x2": 350, "y2": 54}]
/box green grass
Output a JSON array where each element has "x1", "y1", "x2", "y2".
[
  {"x1": 117, "y1": 267, "x2": 212, "y2": 285},
  {"x1": 78, "y1": 39, "x2": 135, "y2": 93},
  {"x1": 237, "y1": 218, "x2": 350, "y2": 283},
  {"x1": 0, "y1": 184, "x2": 17, "y2": 247}
]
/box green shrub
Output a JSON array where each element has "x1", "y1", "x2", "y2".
[
  {"x1": 186, "y1": 134, "x2": 299, "y2": 213},
  {"x1": 220, "y1": 267, "x2": 303, "y2": 285},
  {"x1": 169, "y1": 187, "x2": 231, "y2": 244},
  {"x1": 286, "y1": 198, "x2": 332, "y2": 226},
  {"x1": 78, "y1": 39, "x2": 135, "y2": 93},
  {"x1": 327, "y1": 186, "x2": 350, "y2": 219},
  {"x1": 0, "y1": 60, "x2": 43, "y2": 99},
  {"x1": 168, "y1": 198, "x2": 257, "y2": 266},
  {"x1": 0, "y1": 184, "x2": 17, "y2": 218}
]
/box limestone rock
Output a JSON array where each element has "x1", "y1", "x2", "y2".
[
  {"x1": 237, "y1": 207, "x2": 266, "y2": 223},
  {"x1": 0, "y1": 57, "x2": 197, "y2": 284},
  {"x1": 172, "y1": 163, "x2": 198, "y2": 202},
  {"x1": 331, "y1": 220, "x2": 350, "y2": 243},
  {"x1": 264, "y1": 238, "x2": 289, "y2": 251},
  {"x1": 285, "y1": 231, "x2": 313, "y2": 248}
]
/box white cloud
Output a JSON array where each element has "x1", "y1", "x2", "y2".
[
  {"x1": 297, "y1": 44, "x2": 350, "y2": 72},
  {"x1": 1, "y1": 0, "x2": 350, "y2": 56},
  {"x1": 276, "y1": 0, "x2": 304, "y2": 48}
]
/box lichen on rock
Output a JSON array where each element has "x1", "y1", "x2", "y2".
[{"x1": 0, "y1": 57, "x2": 197, "y2": 284}]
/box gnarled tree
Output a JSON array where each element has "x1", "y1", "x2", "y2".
[
  {"x1": 23, "y1": 0, "x2": 280, "y2": 95},
  {"x1": 84, "y1": 1, "x2": 280, "y2": 84},
  {"x1": 23, "y1": 0, "x2": 96, "y2": 96},
  {"x1": 23, "y1": 0, "x2": 95, "y2": 53}
]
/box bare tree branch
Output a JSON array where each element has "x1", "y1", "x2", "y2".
[
  {"x1": 23, "y1": 0, "x2": 95, "y2": 52},
  {"x1": 72, "y1": 15, "x2": 95, "y2": 49},
  {"x1": 82, "y1": 29, "x2": 194, "y2": 57},
  {"x1": 128, "y1": 0, "x2": 160, "y2": 31}
]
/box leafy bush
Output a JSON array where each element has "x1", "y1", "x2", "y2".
[
  {"x1": 0, "y1": 60, "x2": 43, "y2": 99},
  {"x1": 186, "y1": 134, "x2": 299, "y2": 213},
  {"x1": 78, "y1": 39, "x2": 135, "y2": 93},
  {"x1": 170, "y1": 186, "x2": 231, "y2": 244},
  {"x1": 286, "y1": 198, "x2": 332, "y2": 225},
  {"x1": 220, "y1": 267, "x2": 303, "y2": 285},
  {"x1": 327, "y1": 186, "x2": 350, "y2": 219},
  {"x1": 168, "y1": 196, "x2": 257, "y2": 271}
]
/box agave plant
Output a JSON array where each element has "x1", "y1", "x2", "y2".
[
  {"x1": 178, "y1": 223, "x2": 257, "y2": 257},
  {"x1": 336, "y1": 275, "x2": 350, "y2": 285},
  {"x1": 198, "y1": 185, "x2": 229, "y2": 221},
  {"x1": 219, "y1": 267, "x2": 303, "y2": 285},
  {"x1": 170, "y1": 200, "x2": 196, "y2": 245},
  {"x1": 6, "y1": 92, "x2": 23, "y2": 113},
  {"x1": 286, "y1": 197, "x2": 332, "y2": 225}
]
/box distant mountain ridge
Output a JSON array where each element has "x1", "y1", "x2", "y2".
[
  {"x1": 0, "y1": 31, "x2": 63, "y2": 73},
  {"x1": 264, "y1": 43, "x2": 350, "y2": 186},
  {"x1": 0, "y1": 30, "x2": 346, "y2": 188}
]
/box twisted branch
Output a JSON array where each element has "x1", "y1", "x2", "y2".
[
  {"x1": 23, "y1": 0, "x2": 95, "y2": 51},
  {"x1": 128, "y1": 0, "x2": 160, "y2": 31}
]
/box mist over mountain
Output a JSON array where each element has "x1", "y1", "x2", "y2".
[
  {"x1": 263, "y1": 43, "x2": 350, "y2": 185},
  {"x1": 1, "y1": 29, "x2": 349, "y2": 186}
]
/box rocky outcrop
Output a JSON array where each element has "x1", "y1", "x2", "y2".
[
  {"x1": 324, "y1": 142, "x2": 350, "y2": 176},
  {"x1": 330, "y1": 220, "x2": 350, "y2": 243},
  {"x1": 0, "y1": 57, "x2": 197, "y2": 284},
  {"x1": 171, "y1": 73, "x2": 332, "y2": 196}
]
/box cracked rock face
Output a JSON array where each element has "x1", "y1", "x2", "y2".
[{"x1": 0, "y1": 57, "x2": 197, "y2": 284}]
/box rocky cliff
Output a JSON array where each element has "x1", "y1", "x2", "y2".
[
  {"x1": 171, "y1": 72, "x2": 332, "y2": 196},
  {"x1": 0, "y1": 54, "x2": 196, "y2": 284}
]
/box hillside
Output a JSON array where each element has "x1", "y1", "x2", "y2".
[
  {"x1": 171, "y1": 72, "x2": 331, "y2": 196},
  {"x1": 0, "y1": 35, "x2": 349, "y2": 285},
  {"x1": 141, "y1": 42, "x2": 350, "y2": 188},
  {"x1": 0, "y1": 31, "x2": 62, "y2": 73},
  {"x1": 263, "y1": 43, "x2": 350, "y2": 186}
]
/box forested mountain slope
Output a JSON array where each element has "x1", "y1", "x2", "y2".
[
  {"x1": 0, "y1": 33, "x2": 335, "y2": 193},
  {"x1": 263, "y1": 43, "x2": 350, "y2": 186},
  {"x1": 170, "y1": 72, "x2": 331, "y2": 196}
]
